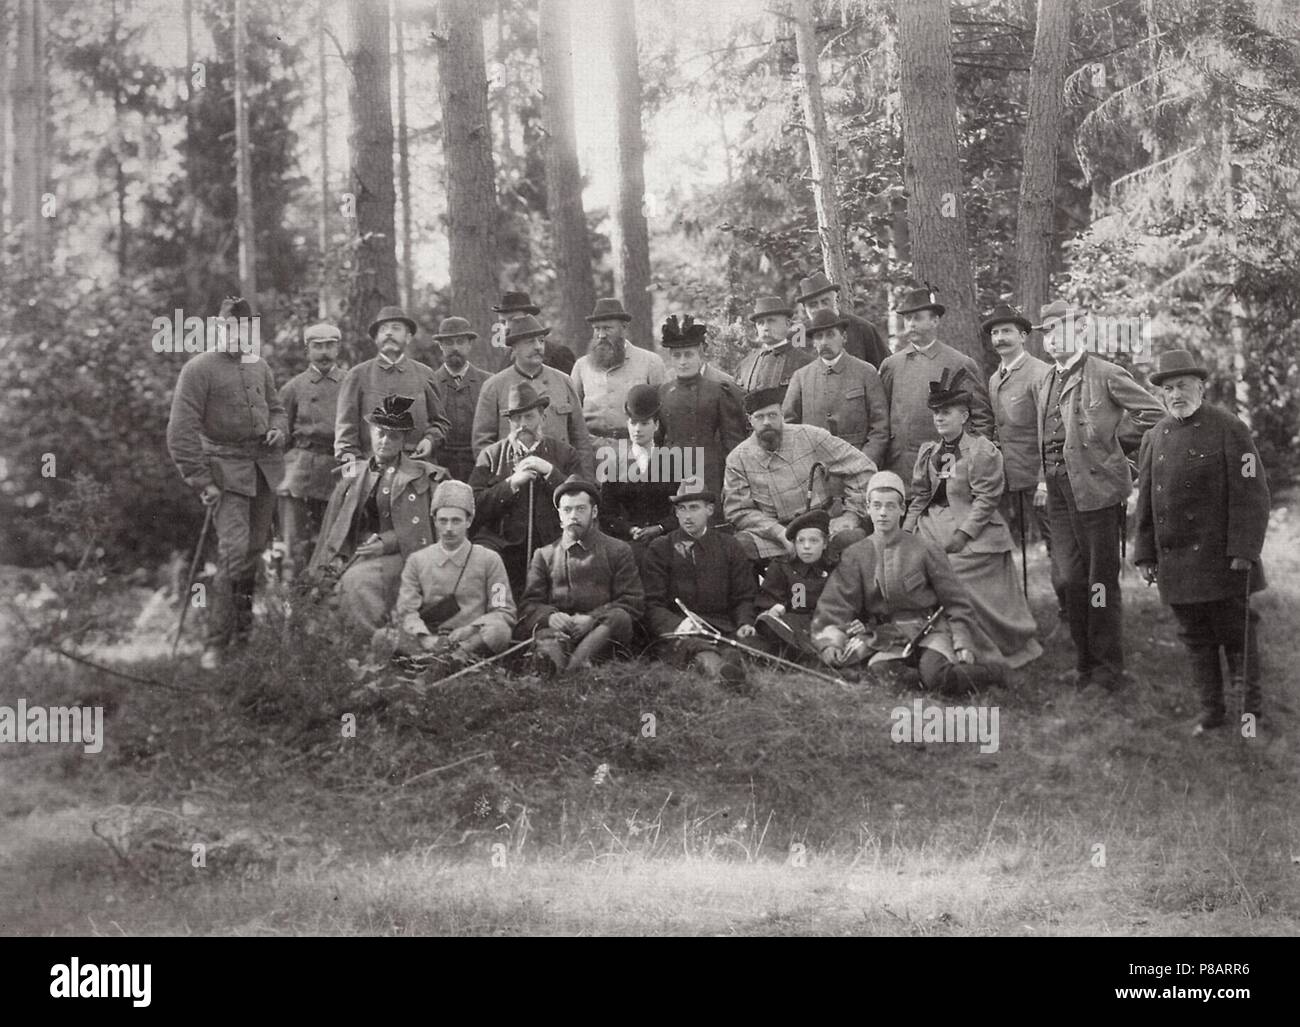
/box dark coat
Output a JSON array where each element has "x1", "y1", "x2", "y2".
[
  {"x1": 757, "y1": 555, "x2": 832, "y2": 618},
  {"x1": 842, "y1": 311, "x2": 889, "y2": 369},
  {"x1": 518, "y1": 527, "x2": 644, "y2": 633},
  {"x1": 658, "y1": 374, "x2": 748, "y2": 501},
  {"x1": 431, "y1": 362, "x2": 491, "y2": 482},
  {"x1": 643, "y1": 527, "x2": 757, "y2": 635},
  {"x1": 1133, "y1": 402, "x2": 1269, "y2": 605},
  {"x1": 468, "y1": 435, "x2": 582, "y2": 553},
  {"x1": 544, "y1": 339, "x2": 576, "y2": 375},
  {"x1": 598, "y1": 462, "x2": 680, "y2": 543},
  {"x1": 734, "y1": 340, "x2": 816, "y2": 393}
]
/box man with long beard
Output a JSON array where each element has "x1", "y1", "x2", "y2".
[
  {"x1": 430, "y1": 316, "x2": 491, "y2": 483},
  {"x1": 570, "y1": 297, "x2": 666, "y2": 459}
]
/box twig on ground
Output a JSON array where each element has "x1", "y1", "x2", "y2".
[{"x1": 399, "y1": 750, "x2": 492, "y2": 788}]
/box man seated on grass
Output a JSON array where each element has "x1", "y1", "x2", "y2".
[
  {"x1": 812, "y1": 471, "x2": 1004, "y2": 694},
  {"x1": 642, "y1": 483, "x2": 758, "y2": 687},
  {"x1": 384, "y1": 480, "x2": 516, "y2": 671},
  {"x1": 518, "y1": 477, "x2": 644, "y2": 677},
  {"x1": 753, "y1": 509, "x2": 834, "y2": 661}
]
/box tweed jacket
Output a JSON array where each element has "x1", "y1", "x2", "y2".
[
  {"x1": 431, "y1": 362, "x2": 491, "y2": 481},
  {"x1": 903, "y1": 432, "x2": 1014, "y2": 555},
  {"x1": 1036, "y1": 351, "x2": 1163, "y2": 512},
  {"x1": 471, "y1": 363, "x2": 595, "y2": 479},
  {"x1": 307, "y1": 454, "x2": 437, "y2": 573},
  {"x1": 643, "y1": 527, "x2": 758, "y2": 636},
  {"x1": 734, "y1": 339, "x2": 815, "y2": 393},
  {"x1": 334, "y1": 354, "x2": 451, "y2": 460},
  {"x1": 988, "y1": 352, "x2": 1051, "y2": 492},
  {"x1": 1133, "y1": 402, "x2": 1270, "y2": 605},
  {"x1": 518, "y1": 527, "x2": 645, "y2": 632},
  {"x1": 468, "y1": 435, "x2": 582, "y2": 552},
  {"x1": 279, "y1": 364, "x2": 343, "y2": 500},
  {"x1": 783, "y1": 351, "x2": 889, "y2": 466}
]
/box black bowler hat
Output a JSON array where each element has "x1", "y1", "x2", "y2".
[
  {"x1": 505, "y1": 383, "x2": 551, "y2": 417},
  {"x1": 669, "y1": 482, "x2": 718, "y2": 507},
  {"x1": 364, "y1": 395, "x2": 416, "y2": 431},
  {"x1": 981, "y1": 303, "x2": 1033, "y2": 334},
  {"x1": 896, "y1": 285, "x2": 945, "y2": 317},
  {"x1": 1149, "y1": 349, "x2": 1209, "y2": 386},
  {"x1": 553, "y1": 475, "x2": 600, "y2": 508},
  {"x1": 493, "y1": 290, "x2": 541, "y2": 315},
  {"x1": 624, "y1": 383, "x2": 662, "y2": 420}
]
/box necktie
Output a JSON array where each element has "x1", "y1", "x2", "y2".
[{"x1": 998, "y1": 367, "x2": 1009, "y2": 382}]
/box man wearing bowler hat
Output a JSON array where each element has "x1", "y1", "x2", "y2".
[
  {"x1": 735, "y1": 296, "x2": 815, "y2": 393},
  {"x1": 795, "y1": 270, "x2": 889, "y2": 369},
  {"x1": 430, "y1": 316, "x2": 491, "y2": 483},
  {"x1": 472, "y1": 313, "x2": 595, "y2": 479},
  {"x1": 492, "y1": 290, "x2": 576, "y2": 374},
  {"x1": 468, "y1": 382, "x2": 584, "y2": 597},
  {"x1": 335, "y1": 305, "x2": 451, "y2": 465},
  {"x1": 571, "y1": 297, "x2": 667, "y2": 457},
  {"x1": 1134, "y1": 350, "x2": 1270, "y2": 733},
  {"x1": 783, "y1": 307, "x2": 889, "y2": 467},
  {"x1": 879, "y1": 286, "x2": 993, "y2": 479}
]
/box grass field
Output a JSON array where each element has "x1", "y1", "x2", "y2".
[{"x1": 2, "y1": 496, "x2": 1297, "y2": 936}]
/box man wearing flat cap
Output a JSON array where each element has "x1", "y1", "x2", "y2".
[
  {"x1": 167, "y1": 296, "x2": 286, "y2": 669},
  {"x1": 430, "y1": 316, "x2": 491, "y2": 483},
  {"x1": 783, "y1": 307, "x2": 889, "y2": 467},
  {"x1": 277, "y1": 321, "x2": 345, "y2": 580},
  {"x1": 309, "y1": 396, "x2": 439, "y2": 633},
  {"x1": 735, "y1": 296, "x2": 815, "y2": 393},
  {"x1": 879, "y1": 286, "x2": 992, "y2": 479},
  {"x1": 724, "y1": 386, "x2": 876, "y2": 568},
  {"x1": 795, "y1": 270, "x2": 889, "y2": 369},
  {"x1": 468, "y1": 382, "x2": 584, "y2": 597},
  {"x1": 335, "y1": 305, "x2": 451, "y2": 466},
  {"x1": 472, "y1": 313, "x2": 594, "y2": 479},
  {"x1": 571, "y1": 297, "x2": 667, "y2": 458},
  {"x1": 492, "y1": 290, "x2": 576, "y2": 374},
  {"x1": 1134, "y1": 350, "x2": 1270, "y2": 734},
  {"x1": 519, "y1": 476, "x2": 644, "y2": 676}
]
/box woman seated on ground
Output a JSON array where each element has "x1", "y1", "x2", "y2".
[{"x1": 902, "y1": 370, "x2": 1042, "y2": 670}]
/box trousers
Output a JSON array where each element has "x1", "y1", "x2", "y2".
[{"x1": 207, "y1": 466, "x2": 276, "y2": 648}]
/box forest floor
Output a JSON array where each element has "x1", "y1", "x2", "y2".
[{"x1": 2, "y1": 495, "x2": 1298, "y2": 937}]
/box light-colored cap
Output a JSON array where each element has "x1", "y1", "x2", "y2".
[
  {"x1": 867, "y1": 470, "x2": 907, "y2": 501},
  {"x1": 304, "y1": 322, "x2": 342, "y2": 344},
  {"x1": 431, "y1": 479, "x2": 475, "y2": 518}
]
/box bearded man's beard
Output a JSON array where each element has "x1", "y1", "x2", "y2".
[
  {"x1": 592, "y1": 338, "x2": 625, "y2": 369},
  {"x1": 444, "y1": 351, "x2": 468, "y2": 372},
  {"x1": 757, "y1": 426, "x2": 782, "y2": 452}
]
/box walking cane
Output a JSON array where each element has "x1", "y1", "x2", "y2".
[
  {"x1": 525, "y1": 477, "x2": 535, "y2": 563},
  {"x1": 1237, "y1": 570, "x2": 1252, "y2": 735},
  {"x1": 1017, "y1": 491, "x2": 1029, "y2": 598},
  {"x1": 171, "y1": 504, "x2": 215, "y2": 660}
]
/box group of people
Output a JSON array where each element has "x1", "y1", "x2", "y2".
[{"x1": 166, "y1": 273, "x2": 1272, "y2": 733}]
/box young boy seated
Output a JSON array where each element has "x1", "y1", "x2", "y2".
[{"x1": 754, "y1": 509, "x2": 833, "y2": 660}]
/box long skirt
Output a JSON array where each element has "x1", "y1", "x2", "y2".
[
  {"x1": 915, "y1": 508, "x2": 1042, "y2": 669},
  {"x1": 339, "y1": 553, "x2": 405, "y2": 633}
]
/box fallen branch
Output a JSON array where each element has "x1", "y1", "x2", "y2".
[{"x1": 400, "y1": 750, "x2": 492, "y2": 788}]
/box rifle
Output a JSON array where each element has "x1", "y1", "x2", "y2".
[{"x1": 901, "y1": 605, "x2": 946, "y2": 660}]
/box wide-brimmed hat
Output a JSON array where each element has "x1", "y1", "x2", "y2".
[
  {"x1": 743, "y1": 385, "x2": 787, "y2": 416},
  {"x1": 750, "y1": 295, "x2": 794, "y2": 322},
  {"x1": 303, "y1": 322, "x2": 341, "y2": 344},
  {"x1": 364, "y1": 395, "x2": 416, "y2": 431},
  {"x1": 219, "y1": 295, "x2": 253, "y2": 320},
  {"x1": 432, "y1": 316, "x2": 478, "y2": 341},
  {"x1": 926, "y1": 367, "x2": 973, "y2": 410},
  {"x1": 661, "y1": 314, "x2": 708, "y2": 349},
  {"x1": 981, "y1": 303, "x2": 1033, "y2": 334},
  {"x1": 1034, "y1": 299, "x2": 1078, "y2": 329},
  {"x1": 553, "y1": 475, "x2": 600, "y2": 508},
  {"x1": 795, "y1": 271, "x2": 840, "y2": 305},
  {"x1": 624, "y1": 383, "x2": 662, "y2": 420},
  {"x1": 1149, "y1": 349, "x2": 1209, "y2": 386},
  {"x1": 867, "y1": 470, "x2": 907, "y2": 501},
  {"x1": 492, "y1": 291, "x2": 541, "y2": 315},
  {"x1": 896, "y1": 286, "x2": 945, "y2": 317},
  {"x1": 587, "y1": 297, "x2": 633, "y2": 323},
  {"x1": 805, "y1": 308, "x2": 848, "y2": 338},
  {"x1": 431, "y1": 479, "x2": 475, "y2": 518},
  {"x1": 504, "y1": 314, "x2": 552, "y2": 344},
  {"x1": 505, "y1": 382, "x2": 551, "y2": 417},
  {"x1": 784, "y1": 508, "x2": 831, "y2": 542},
  {"x1": 669, "y1": 482, "x2": 717, "y2": 507},
  {"x1": 368, "y1": 305, "x2": 418, "y2": 339}
]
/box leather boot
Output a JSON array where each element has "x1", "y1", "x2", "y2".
[
  {"x1": 233, "y1": 574, "x2": 257, "y2": 641},
  {"x1": 1187, "y1": 644, "x2": 1225, "y2": 730},
  {"x1": 569, "y1": 624, "x2": 612, "y2": 670}
]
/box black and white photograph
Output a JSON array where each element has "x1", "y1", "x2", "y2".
[{"x1": 0, "y1": 0, "x2": 1297, "y2": 964}]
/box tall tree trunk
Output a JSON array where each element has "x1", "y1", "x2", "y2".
[
  {"x1": 792, "y1": 0, "x2": 851, "y2": 305},
  {"x1": 12, "y1": 0, "x2": 48, "y2": 266},
  {"x1": 317, "y1": 0, "x2": 331, "y2": 318},
  {"x1": 0, "y1": 1, "x2": 8, "y2": 234},
  {"x1": 393, "y1": 0, "x2": 413, "y2": 309},
  {"x1": 183, "y1": 0, "x2": 205, "y2": 309},
  {"x1": 495, "y1": 0, "x2": 513, "y2": 167},
  {"x1": 1014, "y1": 0, "x2": 1071, "y2": 359},
  {"x1": 608, "y1": 0, "x2": 653, "y2": 349},
  {"x1": 347, "y1": 0, "x2": 400, "y2": 336},
  {"x1": 233, "y1": 0, "x2": 258, "y2": 302},
  {"x1": 434, "y1": 0, "x2": 501, "y2": 369},
  {"x1": 111, "y1": 0, "x2": 128, "y2": 277},
  {"x1": 539, "y1": 0, "x2": 595, "y2": 356},
  {"x1": 896, "y1": 0, "x2": 983, "y2": 364}
]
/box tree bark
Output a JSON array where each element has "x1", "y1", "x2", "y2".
[
  {"x1": 539, "y1": 0, "x2": 595, "y2": 356},
  {"x1": 393, "y1": 0, "x2": 413, "y2": 309},
  {"x1": 1014, "y1": 0, "x2": 1071, "y2": 359},
  {"x1": 896, "y1": 0, "x2": 983, "y2": 364},
  {"x1": 234, "y1": 0, "x2": 258, "y2": 302},
  {"x1": 435, "y1": 0, "x2": 502, "y2": 370},
  {"x1": 317, "y1": 0, "x2": 330, "y2": 318},
  {"x1": 608, "y1": 0, "x2": 653, "y2": 349},
  {"x1": 12, "y1": 0, "x2": 48, "y2": 266},
  {"x1": 347, "y1": 0, "x2": 400, "y2": 336},
  {"x1": 792, "y1": 0, "x2": 851, "y2": 305},
  {"x1": 183, "y1": 0, "x2": 205, "y2": 309}
]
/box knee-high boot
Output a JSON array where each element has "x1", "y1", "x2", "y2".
[{"x1": 1187, "y1": 644, "x2": 1225, "y2": 728}]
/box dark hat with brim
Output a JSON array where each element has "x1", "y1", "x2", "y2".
[
  {"x1": 1033, "y1": 299, "x2": 1078, "y2": 330},
  {"x1": 897, "y1": 287, "x2": 945, "y2": 317},
  {"x1": 504, "y1": 314, "x2": 552, "y2": 344},
  {"x1": 795, "y1": 271, "x2": 840, "y2": 305},
  {"x1": 492, "y1": 291, "x2": 541, "y2": 315},
  {"x1": 669, "y1": 483, "x2": 718, "y2": 507},
  {"x1": 587, "y1": 298, "x2": 633, "y2": 323},
  {"x1": 743, "y1": 385, "x2": 787, "y2": 416},
  {"x1": 661, "y1": 314, "x2": 708, "y2": 349},
  {"x1": 784, "y1": 508, "x2": 831, "y2": 542},
  {"x1": 365, "y1": 395, "x2": 416, "y2": 431},
  {"x1": 926, "y1": 367, "x2": 973, "y2": 410},
  {"x1": 432, "y1": 316, "x2": 478, "y2": 341},
  {"x1": 505, "y1": 383, "x2": 551, "y2": 417},
  {"x1": 981, "y1": 303, "x2": 1033, "y2": 334},
  {"x1": 553, "y1": 475, "x2": 601, "y2": 508},
  {"x1": 750, "y1": 295, "x2": 795, "y2": 322},
  {"x1": 220, "y1": 296, "x2": 254, "y2": 320},
  {"x1": 1149, "y1": 349, "x2": 1209, "y2": 386},
  {"x1": 805, "y1": 308, "x2": 849, "y2": 338},
  {"x1": 368, "y1": 305, "x2": 419, "y2": 339},
  {"x1": 625, "y1": 383, "x2": 662, "y2": 420}
]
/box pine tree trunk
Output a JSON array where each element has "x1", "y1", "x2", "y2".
[
  {"x1": 234, "y1": 0, "x2": 258, "y2": 302},
  {"x1": 393, "y1": 0, "x2": 413, "y2": 309},
  {"x1": 896, "y1": 0, "x2": 983, "y2": 364},
  {"x1": 12, "y1": 0, "x2": 47, "y2": 266},
  {"x1": 792, "y1": 0, "x2": 851, "y2": 305},
  {"x1": 183, "y1": 0, "x2": 205, "y2": 310},
  {"x1": 1015, "y1": 0, "x2": 1071, "y2": 358},
  {"x1": 539, "y1": 0, "x2": 595, "y2": 356},
  {"x1": 0, "y1": 2, "x2": 8, "y2": 233},
  {"x1": 317, "y1": 0, "x2": 330, "y2": 319},
  {"x1": 608, "y1": 0, "x2": 653, "y2": 349},
  {"x1": 435, "y1": 0, "x2": 502, "y2": 370}
]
